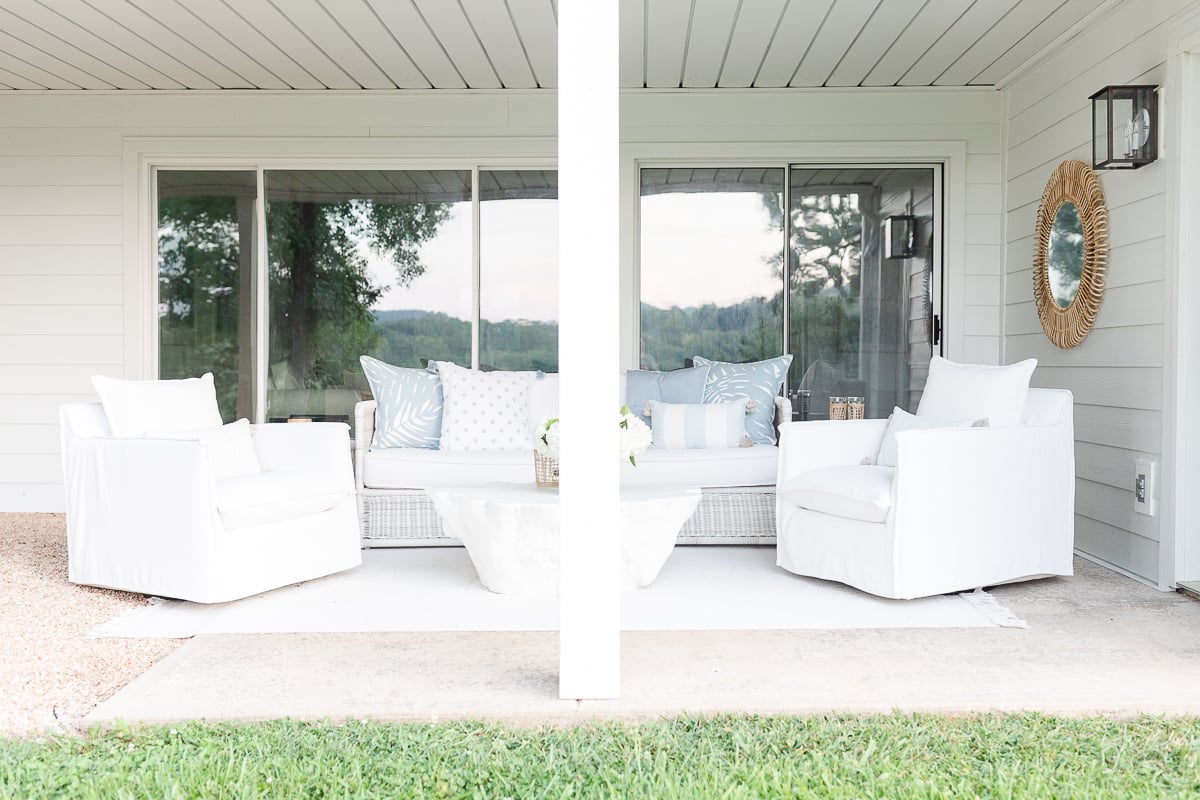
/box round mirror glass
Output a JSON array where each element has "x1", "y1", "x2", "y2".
[{"x1": 1048, "y1": 201, "x2": 1084, "y2": 308}]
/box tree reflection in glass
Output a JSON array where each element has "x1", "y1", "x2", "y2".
[{"x1": 1048, "y1": 201, "x2": 1084, "y2": 309}]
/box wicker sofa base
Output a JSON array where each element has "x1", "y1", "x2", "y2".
[{"x1": 358, "y1": 486, "x2": 776, "y2": 547}]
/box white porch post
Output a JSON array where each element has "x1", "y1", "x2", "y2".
[{"x1": 558, "y1": 0, "x2": 620, "y2": 699}]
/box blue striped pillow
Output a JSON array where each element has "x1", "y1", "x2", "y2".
[{"x1": 648, "y1": 399, "x2": 750, "y2": 449}]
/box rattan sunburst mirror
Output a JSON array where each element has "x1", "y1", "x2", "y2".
[{"x1": 1032, "y1": 159, "x2": 1109, "y2": 349}]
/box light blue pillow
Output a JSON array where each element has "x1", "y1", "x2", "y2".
[
  {"x1": 625, "y1": 366, "x2": 710, "y2": 428},
  {"x1": 649, "y1": 399, "x2": 750, "y2": 449},
  {"x1": 360, "y1": 355, "x2": 444, "y2": 449},
  {"x1": 692, "y1": 354, "x2": 793, "y2": 445}
]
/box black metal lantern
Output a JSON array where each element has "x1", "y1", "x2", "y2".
[
  {"x1": 883, "y1": 215, "x2": 916, "y2": 259},
  {"x1": 1090, "y1": 85, "x2": 1158, "y2": 169}
]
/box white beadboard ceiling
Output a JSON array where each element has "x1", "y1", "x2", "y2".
[{"x1": 0, "y1": 0, "x2": 1113, "y2": 91}]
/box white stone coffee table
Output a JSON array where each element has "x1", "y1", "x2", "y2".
[{"x1": 426, "y1": 483, "x2": 701, "y2": 595}]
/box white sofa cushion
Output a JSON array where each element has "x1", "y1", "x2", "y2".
[
  {"x1": 781, "y1": 465, "x2": 895, "y2": 523},
  {"x1": 436, "y1": 361, "x2": 540, "y2": 451},
  {"x1": 618, "y1": 445, "x2": 778, "y2": 488},
  {"x1": 216, "y1": 471, "x2": 349, "y2": 530},
  {"x1": 364, "y1": 443, "x2": 778, "y2": 490},
  {"x1": 92, "y1": 372, "x2": 223, "y2": 437},
  {"x1": 649, "y1": 399, "x2": 749, "y2": 449},
  {"x1": 916, "y1": 356, "x2": 1037, "y2": 428},
  {"x1": 148, "y1": 419, "x2": 261, "y2": 480},
  {"x1": 364, "y1": 448, "x2": 537, "y2": 489}
]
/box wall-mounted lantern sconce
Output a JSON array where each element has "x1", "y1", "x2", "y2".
[
  {"x1": 1090, "y1": 85, "x2": 1158, "y2": 169},
  {"x1": 883, "y1": 215, "x2": 917, "y2": 259}
]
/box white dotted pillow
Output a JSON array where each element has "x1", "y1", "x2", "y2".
[{"x1": 436, "y1": 362, "x2": 540, "y2": 451}]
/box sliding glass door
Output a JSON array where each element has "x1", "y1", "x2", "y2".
[
  {"x1": 787, "y1": 167, "x2": 936, "y2": 418},
  {"x1": 638, "y1": 164, "x2": 938, "y2": 419}
]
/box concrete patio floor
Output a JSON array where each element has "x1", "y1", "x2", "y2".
[{"x1": 87, "y1": 556, "x2": 1200, "y2": 727}]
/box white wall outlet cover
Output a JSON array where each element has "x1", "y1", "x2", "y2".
[{"x1": 1134, "y1": 457, "x2": 1157, "y2": 516}]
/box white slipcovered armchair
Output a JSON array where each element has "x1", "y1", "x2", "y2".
[
  {"x1": 60, "y1": 402, "x2": 362, "y2": 604},
  {"x1": 775, "y1": 388, "x2": 1075, "y2": 599}
]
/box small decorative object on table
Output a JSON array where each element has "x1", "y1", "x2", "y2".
[
  {"x1": 828, "y1": 395, "x2": 848, "y2": 420},
  {"x1": 532, "y1": 405, "x2": 651, "y2": 489},
  {"x1": 533, "y1": 416, "x2": 561, "y2": 488},
  {"x1": 847, "y1": 396, "x2": 866, "y2": 420}
]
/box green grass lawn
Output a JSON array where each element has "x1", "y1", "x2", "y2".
[{"x1": 2, "y1": 714, "x2": 1198, "y2": 799}]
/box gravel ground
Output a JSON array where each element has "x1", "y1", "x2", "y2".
[{"x1": 0, "y1": 513, "x2": 180, "y2": 739}]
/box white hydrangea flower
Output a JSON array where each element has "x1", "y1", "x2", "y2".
[
  {"x1": 618, "y1": 406, "x2": 652, "y2": 466},
  {"x1": 533, "y1": 417, "x2": 561, "y2": 459}
]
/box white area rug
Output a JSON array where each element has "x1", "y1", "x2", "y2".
[{"x1": 90, "y1": 546, "x2": 1026, "y2": 638}]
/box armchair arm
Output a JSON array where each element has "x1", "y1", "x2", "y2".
[
  {"x1": 777, "y1": 419, "x2": 889, "y2": 485},
  {"x1": 62, "y1": 435, "x2": 223, "y2": 588},
  {"x1": 353, "y1": 400, "x2": 377, "y2": 490},
  {"x1": 890, "y1": 422, "x2": 1075, "y2": 592}
]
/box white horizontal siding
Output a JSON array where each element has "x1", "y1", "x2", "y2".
[{"x1": 1001, "y1": 0, "x2": 1194, "y2": 586}]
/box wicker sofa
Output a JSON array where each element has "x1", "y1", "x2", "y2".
[{"x1": 353, "y1": 374, "x2": 789, "y2": 547}]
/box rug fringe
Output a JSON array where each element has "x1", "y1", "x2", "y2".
[{"x1": 958, "y1": 588, "x2": 1028, "y2": 629}]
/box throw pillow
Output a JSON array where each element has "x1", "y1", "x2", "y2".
[
  {"x1": 648, "y1": 399, "x2": 751, "y2": 449},
  {"x1": 915, "y1": 356, "x2": 1037, "y2": 428},
  {"x1": 436, "y1": 361, "x2": 540, "y2": 451},
  {"x1": 360, "y1": 355, "x2": 443, "y2": 450},
  {"x1": 875, "y1": 407, "x2": 988, "y2": 468},
  {"x1": 625, "y1": 366, "x2": 710, "y2": 427},
  {"x1": 92, "y1": 372, "x2": 223, "y2": 437},
  {"x1": 148, "y1": 419, "x2": 261, "y2": 480},
  {"x1": 692, "y1": 354, "x2": 793, "y2": 445}
]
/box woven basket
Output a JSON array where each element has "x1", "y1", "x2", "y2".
[{"x1": 534, "y1": 450, "x2": 560, "y2": 488}]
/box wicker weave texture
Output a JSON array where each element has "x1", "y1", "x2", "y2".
[{"x1": 358, "y1": 486, "x2": 776, "y2": 547}]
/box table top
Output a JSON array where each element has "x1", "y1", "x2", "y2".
[{"x1": 427, "y1": 482, "x2": 701, "y2": 506}]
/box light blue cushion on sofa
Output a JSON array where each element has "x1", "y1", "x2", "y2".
[
  {"x1": 360, "y1": 355, "x2": 443, "y2": 449},
  {"x1": 625, "y1": 365, "x2": 710, "y2": 427},
  {"x1": 692, "y1": 354, "x2": 793, "y2": 445}
]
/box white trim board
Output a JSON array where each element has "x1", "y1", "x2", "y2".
[{"x1": 1163, "y1": 10, "x2": 1200, "y2": 587}]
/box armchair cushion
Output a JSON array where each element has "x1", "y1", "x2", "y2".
[
  {"x1": 915, "y1": 356, "x2": 1036, "y2": 427},
  {"x1": 92, "y1": 372, "x2": 222, "y2": 437},
  {"x1": 215, "y1": 471, "x2": 350, "y2": 530},
  {"x1": 693, "y1": 354, "x2": 793, "y2": 445},
  {"x1": 147, "y1": 419, "x2": 261, "y2": 480},
  {"x1": 359, "y1": 355, "x2": 443, "y2": 450},
  {"x1": 781, "y1": 465, "x2": 894, "y2": 523}
]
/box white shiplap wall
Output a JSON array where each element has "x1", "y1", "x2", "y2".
[
  {"x1": 0, "y1": 87, "x2": 1002, "y2": 511},
  {"x1": 1002, "y1": 0, "x2": 1199, "y2": 585}
]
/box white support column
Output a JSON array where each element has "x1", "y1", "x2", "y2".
[{"x1": 558, "y1": 0, "x2": 620, "y2": 699}]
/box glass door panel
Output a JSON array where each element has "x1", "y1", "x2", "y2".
[
  {"x1": 479, "y1": 170, "x2": 558, "y2": 371},
  {"x1": 787, "y1": 167, "x2": 935, "y2": 419},
  {"x1": 638, "y1": 167, "x2": 785, "y2": 370},
  {"x1": 263, "y1": 169, "x2": 471, "y2": 426},
  {"x1": 156, "y1": 169, "x2": 257, "y2": 422}
]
